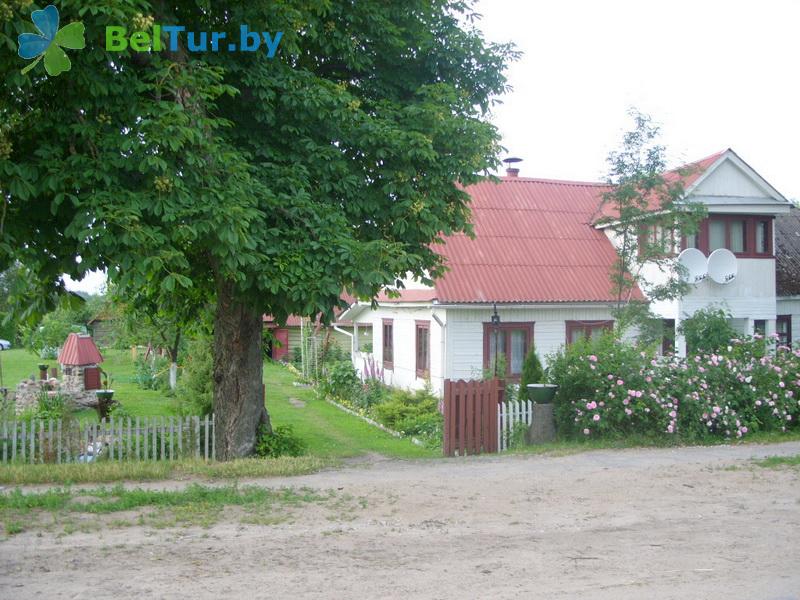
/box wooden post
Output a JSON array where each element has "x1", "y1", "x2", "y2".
[
  {"x1": 160, "y1": 416, "x2": 166, "y2": 461},
  {"x1": 56, "y1": 419, "x2": 62, "y2": 464},
  {"x1": 195, "y1": 416, "x2": 200, "y2": 460},
  {"x1": 203, "y1": 415, "x2": 209, "y2": 461},
  {"x1": 151, "y1": 416, "x2": 157, "y2": 461},
  {"x1": 168, "y1": 416, "x2": 174, "y2": 461}
]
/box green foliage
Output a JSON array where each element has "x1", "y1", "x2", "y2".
[
  {"x1": 134, "y1": 354, "x2": 170, "y2": 390},
  {"x1": 508, "y1": 421, "x2": 529, "y2": 450},
  {"x1": 22, "y1": 306, "x2": 85, "y2": 358},
  {"x1": 173, "y1": 337, "x2": 213, "y2": 416},
  {"x1": 255, "y1": 424, "x2": 306, "y2": 458},
  {"x1": 679, "y1": 307, "x2": 739, "y2": 354},
  {"x1": 482, "y1": 352, "x2": 507, "y2": 380},
  {"x1": 23, "y1": 390, "x2": 73, "y2": 422},
  {"x1": 598, "y1": 110, "x2": 707, "y2": 334},
  {"x1": 518, "y1": 347, "x2": 544, "y2": 400},
  {"x1": 372, "y1": 388, "x2": 440, "y2": 433},
  {"x1": 1, "y1": 1, "x2": 516, "y2": 456},
  {"x1": 318, "y1": 360, "x2": 362, "y2": 402},
  {"x1": 548, "y1": 333, "x2": 800, "y2": 441}
]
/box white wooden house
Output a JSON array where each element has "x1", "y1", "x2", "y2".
[{"x1": 340, "y1": 149, "x2": 796, "y2": 396}]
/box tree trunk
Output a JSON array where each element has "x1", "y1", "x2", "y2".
[
  {"x1": 169, "y1": 363, "x2": 178, "y2": 390},
  {"x1": 213, "y1": 279, "x2": 271, "y2": 460}
]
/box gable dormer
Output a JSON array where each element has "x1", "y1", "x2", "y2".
[{"x1": 685, "y1": 149, "x2": 791, "y2": 215}]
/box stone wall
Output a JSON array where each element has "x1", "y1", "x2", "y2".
[{"x1": 14, "y1": 374, "x2": 98, "y2": 415}]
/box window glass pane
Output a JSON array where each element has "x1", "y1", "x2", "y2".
[
  {"x1": 569, "y1": 327, "x2": 585, "y2": 344},
  {"x1": 709, "y1": 220, "x2": 725, "y2": 251},
  {"x1": 756, "y1": 221, "x2": 768, "y2": 253},
  {"x1": 754, "y1": 320, "x2": 766, "y2": 336},
  {"x1": 684, "y1": 232, "x2": 698, "y2": 249},
  {"x1": 383, "y1": 323, "x2": 393, "y2": 363},
  {"x1": 510, "y1": 330, "x2": 526, "y2": 375},
  {"x1": 589, "y1": 324, "x2": 606, "y2": 339},
  {"x1": 416, "y1": 326, "x2": 429, "y2": 373},
  {"x1": 489, "y1": 329, "x2": 506, "y2": 370},
  {"x1": 730, "y1": 220, "x2": 745, "y2": 253}
]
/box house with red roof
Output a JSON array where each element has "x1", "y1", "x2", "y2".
[{"x1": 341, "y1": 149, "x2": 795, "y2": 395}]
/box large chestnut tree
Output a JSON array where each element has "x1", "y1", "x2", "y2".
[{"x1": 0, "y1": 0, "x2": 515, "y2": 458}]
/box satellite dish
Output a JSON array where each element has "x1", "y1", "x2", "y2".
[
  {"x1": 677, "y1": 248, "x2": 707, "y2": 284},
  {"x1": 707, "y1": 248, "x2": 738, "y2": 284}
]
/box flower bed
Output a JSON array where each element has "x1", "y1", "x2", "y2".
[
  {"x1": 317, "y1": 361, "x2": 442, "y2": 448},
  {"x1": 549, "y1": 334, "x2": 800, "y2": 441}
]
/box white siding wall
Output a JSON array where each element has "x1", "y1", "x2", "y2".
[
  {"x1": 355, "y1": 305, "x2": 445, "y2": 395},
  {"x1": 444, "y1": 305, "x2": 617, "y2": 380}
]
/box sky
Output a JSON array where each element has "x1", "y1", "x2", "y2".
[
  {"x1": 474, "y1": 0, "x2": 800, "y2": 199},
  {"x1": 65, "y1": 0, "x2": 800, "y2": 294}
]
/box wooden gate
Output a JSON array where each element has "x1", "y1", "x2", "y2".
[{"x1": 443, "y1": 379, "x2": 502, "y2": 456}]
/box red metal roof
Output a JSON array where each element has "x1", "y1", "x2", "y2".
[
  {"x1": 433, "y1": 177, "x2": 643, "y2": 303},
  {"x1": 58, "y1": 333, "x2": 104, "y2": 366},
  {"x1": 377, "y1": 289, "x2": 438, "y2": 303}
]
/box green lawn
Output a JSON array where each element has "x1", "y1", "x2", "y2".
[
  {"x1": 1, "y1": 347, "x2": 435, "y2": 460},
  {"x1": 264, "y1": 361, "x2": 437, "y2": 459},
  {"x1": 0, "y1": 347, "x2": 174, "y2": 418}
]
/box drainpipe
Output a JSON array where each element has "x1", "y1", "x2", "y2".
[{"x1": 432, "y1": 312, "x2": 446, "y2": 395}]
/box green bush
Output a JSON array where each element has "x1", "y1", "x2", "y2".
[
  {"x1": 173, "y1": 338, "x2": 213, "y2": 416},
  {"x1": 134, "y1": 354, "x2": 170, "y2": 390},
  {"x1": 255, "y1": 424, "x2": 306, "y2": 458},
  {"x1": 319, "y1": 360, "x2": 362, "y2": 402},
  {"x1": 372, "y1": 388, "x2": 439, "y2": 430},
  {"x1": 518, "y1": 347, "x2": 545, "y2": 401},
  {"x1": 679, "y1": 307, "x2": 739, "y2": 354},
  {"x1": 548, "y1": 332, "x2": 800, "y2": 441}
]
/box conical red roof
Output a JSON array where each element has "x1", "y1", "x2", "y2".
[{"x1": 58, "y1": 333, "x2": 103, "y2": 366}]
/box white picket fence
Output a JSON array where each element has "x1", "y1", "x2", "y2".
[
  {"x1": 0, "y1": 415, "x2": 215, "y2": 464},
  {"x1": 497, "y1": 399, "x2": 534, "y2": 451}
]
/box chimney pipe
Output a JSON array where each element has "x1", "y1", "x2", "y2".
[{"x1": 503, "y1": 156, "x2": 522, "y2": 178}]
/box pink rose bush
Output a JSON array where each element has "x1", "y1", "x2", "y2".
[{"x1": 550, "y1": 334, "x2": 800, "y2": 441}]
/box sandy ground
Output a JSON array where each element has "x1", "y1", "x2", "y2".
[{"x1": 1, "y1": 442, "x2": 799, "y2": 600}]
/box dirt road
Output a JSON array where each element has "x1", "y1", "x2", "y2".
[{"x1": 2, "y1": 442, "x2": 799, "y2": 599}]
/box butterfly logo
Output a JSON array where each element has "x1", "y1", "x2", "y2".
[{"x1": 18, "y1": 4, "x2": 85, "y2": 76}]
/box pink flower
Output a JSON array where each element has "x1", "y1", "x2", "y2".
[
  {"x1": 583, "y1": 428, "x2": 590, "y2": 435},
  {"x1": 589, "y1": 355, "x2": 598, "y2": 362},
  {"x1": 593, "y1": 414, "x2": 601, "y2": 422},
  {"x1": 667, "y1": 425, "x2": 674, "y2": 433},
  {"x1": 622, "y1": 398, "x2": 629, "y2": 405},
  {"x1": 741, "y1": 426, "x2": 748, "y2": 434},
  {"x1": 625, "y1": 408, "x2": 632, "y2": 416},
  {"x1": 617, "y1": 379, "x2": 624, "y2": 386}
]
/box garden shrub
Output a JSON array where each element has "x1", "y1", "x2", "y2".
[
  {"x1": 134, "y1": 354, "x2": 170, "y2": 390},
  {"x1": 549, "y1": 333, "x2": 800, "y2": 441},
  {"x1": 372, "y1": 388, "x2": 439, "y2": 430},
  {"x1": 255, "y1": 424, "x2": 306, "y2": 458},
  {"x1": 316, "y1": 362, "x2": 443, "y2": 448},
  {"x1": 319, "y1": 361, "x2": 362, "y2": 402},
  {"x1": 518, "y1": 347, "x2": 545, "y2": 401},
  {"x1": 173, "y1": 338, "x2": 213, "y2": 416},
  {"x1": 679, "y1": 307, "x2": 739, "y2": 355}
]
